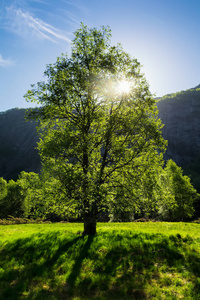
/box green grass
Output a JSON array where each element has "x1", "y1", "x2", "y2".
[{"x1": 0, "y1": 222, "x2": 200, "y2": 299}]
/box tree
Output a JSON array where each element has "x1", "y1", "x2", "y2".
[
  {"x1": 25, "y1": 24, "x2": 165, "y2": 234},
  {"x1": 17, "y1": 171, "x2": 44, "y2": 219},
  {"x1": 0, "y1": 179, "x2": 25, "y2": 218},
  {"x1": 0, "y1": 173, "x2": 41, "y2": 219},
  {"x1": 17, "y1": 171, "x2": 70, "y2": 220},
  {"x1": 157, "y1": 160, "x2": 197, "y2": 221}
]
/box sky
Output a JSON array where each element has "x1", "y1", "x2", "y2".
[{"x1": 0, "y1": 0, "x2": 200, "y2": 112}]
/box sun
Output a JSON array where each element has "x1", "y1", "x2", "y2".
[{"x1": 117, "y1": 79, "x2": 132, "y2": 95}]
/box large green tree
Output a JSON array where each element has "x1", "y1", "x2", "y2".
[{"x1": 25, "y1": 24, "x2": 165, "y2": 234}]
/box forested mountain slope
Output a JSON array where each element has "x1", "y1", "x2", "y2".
[
  {"x1": 157, "y1": 86, "x2": 200, "y2": 190},
  {"x1": 157, "y1": 86, "x2": 200, "y2": 165},
  {"x1": 1, "y1": 86, "x2": 200, "y2": 189},
  {"x1": 0, "y1": 108, "x2": 40, "y2": 180}
]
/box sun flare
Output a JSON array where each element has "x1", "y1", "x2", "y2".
[{"x1": 117, "y1": 79, "x2": 132, "y2": 95}]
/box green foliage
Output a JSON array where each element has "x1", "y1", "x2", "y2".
[
  {"x1": 0, "y1": 179, "x2": 24, "y2": 218},
  {"x1": 156, "y1": 160, "x2": 198, "y2": 221},
  {"x1": 0, "y1": 157, "x2": 197, "y2": 222},
  {"x1": 170, "y1": 157, "x2": 200, "y2": 220},
  {"x1": 110, "y1": 158, "x2": 198, "y2": 222},
  {"x1": 25, "y1": 24, "x2": 165, "y2": 233},
  {"x1": 0, "y1": 177, "x2": 7, "y2": 200},
  {"x1": 157, "y1": 87, "x2": 200, "y2": 102},
  {"x1": 109, "y1": 150, "x2": 164, "y2": 221},
  {"x1": 0, "y1": 222, "x2": 200, "y2": 299},
  {"x1": 0, "y1": 172, "x2": 66, "y2": 221},
  {"x1": 17, "y1": 171, "x2": 43, "y2": 218}
]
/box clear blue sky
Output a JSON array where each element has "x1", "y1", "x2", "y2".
[{"x1": 1, "y1": 0, "x2": 200, "y2": 112}]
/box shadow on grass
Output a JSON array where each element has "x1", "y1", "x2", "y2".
[
  {"x1": 0, "y1": 231, "x2": 200, "y2": 299},
  {"x1": 66, "y1": 235, "x2": 94, "y2": 295},
  {"x1": 0, "y1": 231, "x2": 85, "y2": 299}
]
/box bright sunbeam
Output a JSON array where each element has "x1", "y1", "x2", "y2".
[{"x1": 117, "y1": 79, "x2": 132, "y2": 95}]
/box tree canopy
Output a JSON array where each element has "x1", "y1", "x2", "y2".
[{"x1": 25, "y1": 24, "x2": 166, "y2": 234}]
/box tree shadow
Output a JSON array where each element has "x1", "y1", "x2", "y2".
[
  {"x1": 0, "y1": 231, "x2": 200, "y2": 299},
  {"x1": 63, "y1": 232, "x2": 200, "y2": 299},
  {"x1": 66, "y1": 234, "x2": 94, "y2": 296},
  {"x1": 0, "y1": 231, "x2": 84, "y2": 299}
]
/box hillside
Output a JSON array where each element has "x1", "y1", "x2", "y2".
[
  {"x1": 0, "y1": 108, "x2": 40, "y2": 180},
  {"x1": 157, "y1": 87, "x2": 200, "y2": 165},
  {"x1": 157, "y1": 87, "x2": 200, "y2": 191}
]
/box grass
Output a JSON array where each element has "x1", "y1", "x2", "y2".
[{"x1": 0, "y1": 222, "x2": 200, "y2": 299}]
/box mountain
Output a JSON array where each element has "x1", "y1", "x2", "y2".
[
  {"x1": 157, "y1": 87, "x2": 200, "y2": 166},
  {"x1": 157, "y1": 87, "x2": 200, "y2": 191},
  {"x1": 0, "y1": 108, "x2": 40, "y2": 180},
  {"x1": 1, "y1": 86, "x2": 200, "y2": 190}
]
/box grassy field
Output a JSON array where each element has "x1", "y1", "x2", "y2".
[{"x1": 0, "y1": 222, "x2": 200, "y2": 299}]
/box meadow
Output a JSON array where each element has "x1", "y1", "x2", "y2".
[{"x1": 0, "y1": 222, "x2": 200, "y2": 299}]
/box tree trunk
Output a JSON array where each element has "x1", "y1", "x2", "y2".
[{"x1": 83, "y1": 219, "x2": 97, "y2": 235}]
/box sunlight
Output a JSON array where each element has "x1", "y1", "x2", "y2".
[
  {"x1": 101, "y1": 77, "x2": 133, "y2": 102},
  {"x1": 117, "y1": 79, "x2": 132, "y2": 95}
]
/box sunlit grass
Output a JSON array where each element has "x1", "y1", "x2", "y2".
[{"x1": 0, "y1": 222, "x2": 200, "y2": 299}]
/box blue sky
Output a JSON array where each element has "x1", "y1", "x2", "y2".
[{"x1": 0, "y1": 0, "x2": 200, "y2": 112}]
